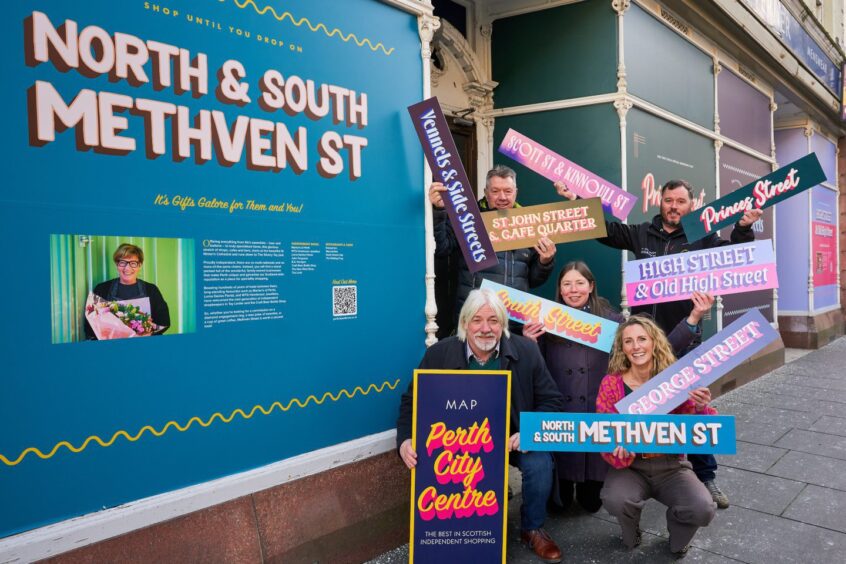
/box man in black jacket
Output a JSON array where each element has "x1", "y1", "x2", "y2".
[
  {"x1": 430, "y1": 165, "x2": 556, "y2": 327},
  {"x1": 555, "y1": 178, "x2": 763, "y2": 510},
  {"x1": 397, "y1": 289, "x2": 565, "y2": 563}
]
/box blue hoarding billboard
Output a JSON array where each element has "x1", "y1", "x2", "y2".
[{"x1": 0, "y1": 0, "x2": 424, "y2": 537}]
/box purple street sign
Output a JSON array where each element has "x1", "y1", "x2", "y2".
[
  {"x1": 408, "y1": 97, "x2": 498, "y2": 272},
  {"x1": 615, "y1": 309, "x2": 779, "y2": 415},
  {"x1": 498, "y1": 128, "x2": 637, "y2": 220}
]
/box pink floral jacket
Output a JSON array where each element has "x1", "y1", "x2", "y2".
[{"x1": 595, "y1": 373, "x2": 718, "y2": 469}]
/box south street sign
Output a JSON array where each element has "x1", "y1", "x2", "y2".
[
  {"x1": 681, "y1": 153, "x2": 826, "y2": 241},
  {"x1": 480, "y1": 279, "x2": 618, "y2": 352}
]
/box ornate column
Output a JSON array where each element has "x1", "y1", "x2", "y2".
[
  {"x1": 770, "y1": 99, "x2": 778, "y2": 326},
  {"x1": 804, "y1": 125, "x2": 815, "y2": 314},
  {"x1": 477, "y1": 21, "x2": 493, "y2": 83},
  {"x1": 615, "y1": 97, "x2": 633, "y2": 317},
  {"x1": 465, "y1": 80, "x2": 497, "y2": 193},
  {"x1": 419, "y1": 14, "x2": 441, "y2": 346},
  {"x1": 613, "y1": 0, "x2": 630, "y2": 96},
  {"x1": 714, "y1": 137, "x2": 725, "y2": 332},
  {"x1": 713, "y1": 60, "x2": 721, "y2": 136}
]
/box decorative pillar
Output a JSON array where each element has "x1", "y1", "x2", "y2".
[
  {"x1": 615, "y1": 96, "x2": 633, "y2": 317},
  {"x1": 770, "y1": 99, "x2": 779, "y2": 326},
  {"x1": 613, "y1": 0, "x2": 631, "y2": 317},
  {"x1": 465, "y1": 80, "x2": 497, "y2": 193},
  {"x1": 613, "y1": 0, "x2": 631, "y2": 95},
  {"x1": 419, "y1": 14, "x2": 441, "y2": 347},
  {"x1": 713, "y1": 60, "x2": 721, "y2": 136},
  {"x1": 714, "y1": 137, "x2": 724, "y2": 332},
  {"x1": 804, "y1": 125, "x2": 815, "y2": 314},
  {"x1": 477, "y1": 21, "x2": 493, "y2": 80}
]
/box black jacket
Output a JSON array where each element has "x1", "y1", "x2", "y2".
[
  {"x1": 395, "y1": 334, "x2": 564, "y2": 451},
  {"x1": 434, "y1": 199, "x2": 555, "y2": 316},
  {"x1": 598, "y1": 214, "x2": 754, "y2": 349}
]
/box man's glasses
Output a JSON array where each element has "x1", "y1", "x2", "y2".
[{"x1": 116, "y1": 260, "x2": 141, "y2": 268}]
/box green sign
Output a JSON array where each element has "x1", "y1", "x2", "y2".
[{"x1": 681, "y1": 153, "x2": 826, "y2": 242}]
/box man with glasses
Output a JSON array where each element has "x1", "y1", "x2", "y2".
[{"x1": 84, "y1": 243, "x2": 170, "y2": 339}]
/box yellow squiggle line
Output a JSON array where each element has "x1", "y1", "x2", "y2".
[
  {"x1": 0, "y1": 379, "x2": 400, "y2": 466},
  {"x1": 233, "y1": 0, "x2": 395, "y2": 55}
]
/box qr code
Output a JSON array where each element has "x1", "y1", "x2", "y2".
[{"x1": 332, "y1": 285, "x2": 357, "y2": 317}]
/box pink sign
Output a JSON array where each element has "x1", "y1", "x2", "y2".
[
  {"x1": 498, "y1": 129, "x2": 637, "y2": 220},
  {"x1": 624, "y1": 241, "x2": 779, "y2": 307},
  {"x1": 813, "y1": 221, "x2": 836, "y2": 286}
]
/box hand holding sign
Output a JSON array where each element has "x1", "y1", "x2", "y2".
[
  {"x1": 688, "y1": 387, "x2": 712, "y2": 411},
  {"x1": 522, "y1": 321, "x2": 546, "y2": 342},
  {"x1": 534, "y1": 236, "x2": 556, "y2": 265},
  {"x1": 428, "y1": 182, "x2": 447, "y2": 208},
  {"x1": 738, "y1": 207, "x2": 763, "y2": 228},
  {"x1": 400, "y1": 438, "x2": 417, "y2": 469},
  {"x1": 686, "y1": 292, "x2": 715, "y2": 326},
  {"x1": 553, "y1": 181, "x2": 577, "y2": 201}
]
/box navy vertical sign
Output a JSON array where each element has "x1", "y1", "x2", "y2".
[
  {"x1": 410, "y1": 370, "x2": 511, "y2": 563},
  {"x1": 408, "y1": 97, "x2": 498, "y2": 272}
]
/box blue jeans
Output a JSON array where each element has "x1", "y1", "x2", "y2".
[
  {"x1": 513, "y1": 451, "x2": 554, "y2": 530},
  {"x1": 689, "y1": 453, "x2": 717, "y2": 483}
]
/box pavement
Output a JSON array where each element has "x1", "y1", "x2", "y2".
[{"x1": 368, "y1": 336, "x2": 846, "y2": 563}]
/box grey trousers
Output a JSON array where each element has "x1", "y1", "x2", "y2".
[{"x1": 600, "y1": 456, "x2": 716, "y2": 552}]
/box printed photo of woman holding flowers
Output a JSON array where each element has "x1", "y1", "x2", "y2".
[
  {"x1": 50, "y1": 234, "x2": 196, "y2": 344},
  {"x1": 83, "y1": 243, "x2": 171, "y2": 340}
]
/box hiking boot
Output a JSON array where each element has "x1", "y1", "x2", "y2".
[{"x1": 704, "y1": 480, "x2": 729, "y2": 509}]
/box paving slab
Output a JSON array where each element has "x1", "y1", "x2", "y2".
[
  {"x1": 692, "y1": 505, "x2": 846, "y2": 564},
  {"x1": 782, "y1": 484, "x2": 846, "y2": 533},
  {"x1": 732, "y1": 420, "x2": 792, "y2": 445},
  {"x1": 713, "y1": 466, "x2": 805, "y2": 515},
  {"x1": 721, "y1": 441, "x2": 787, "y2": 473},
  {"x1": 767, "y1": 450, "x2": 846, "y2": 490},
  {"x1": 717, "y1": 402, "x2": 819, "y2": 430},
  {"x1": 808, "y1": 415, "x2": 846, "y2": 437},
  {"x1": 726, "y1": 390, "x2": 845, "y2": 416},
  {"x1": 775, "y1": 375, "x2": 846, "y2": 392},
  {"x1": 773, "y1": 428, "x2": 846, "y2": 460},
  {"x1": 741, "y1": 381, "x2": 846, "y2": 404}
]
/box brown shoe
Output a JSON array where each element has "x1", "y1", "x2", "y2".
[{"x1": 521, "y1": 528, "x2": 562, "y2": 563}]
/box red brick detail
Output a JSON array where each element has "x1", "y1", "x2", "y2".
[
  {"x1": 41, "y1": 497, "x2": 262, "y2": 564},
  {"x1": 253, "y1": 451, "x2": 409, "y2": 563}
]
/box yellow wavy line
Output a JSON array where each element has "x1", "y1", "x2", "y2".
[
  {"x1": 0, "y1": 379, "x2": 400, "y2": 466},
  {"x1": 233, "y1": 0, "x2": 395, "y2": 55}
]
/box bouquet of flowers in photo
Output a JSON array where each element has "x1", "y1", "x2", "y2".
[{"x1": 85, "y1": 294, "x2": 160, "y2": 339}]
